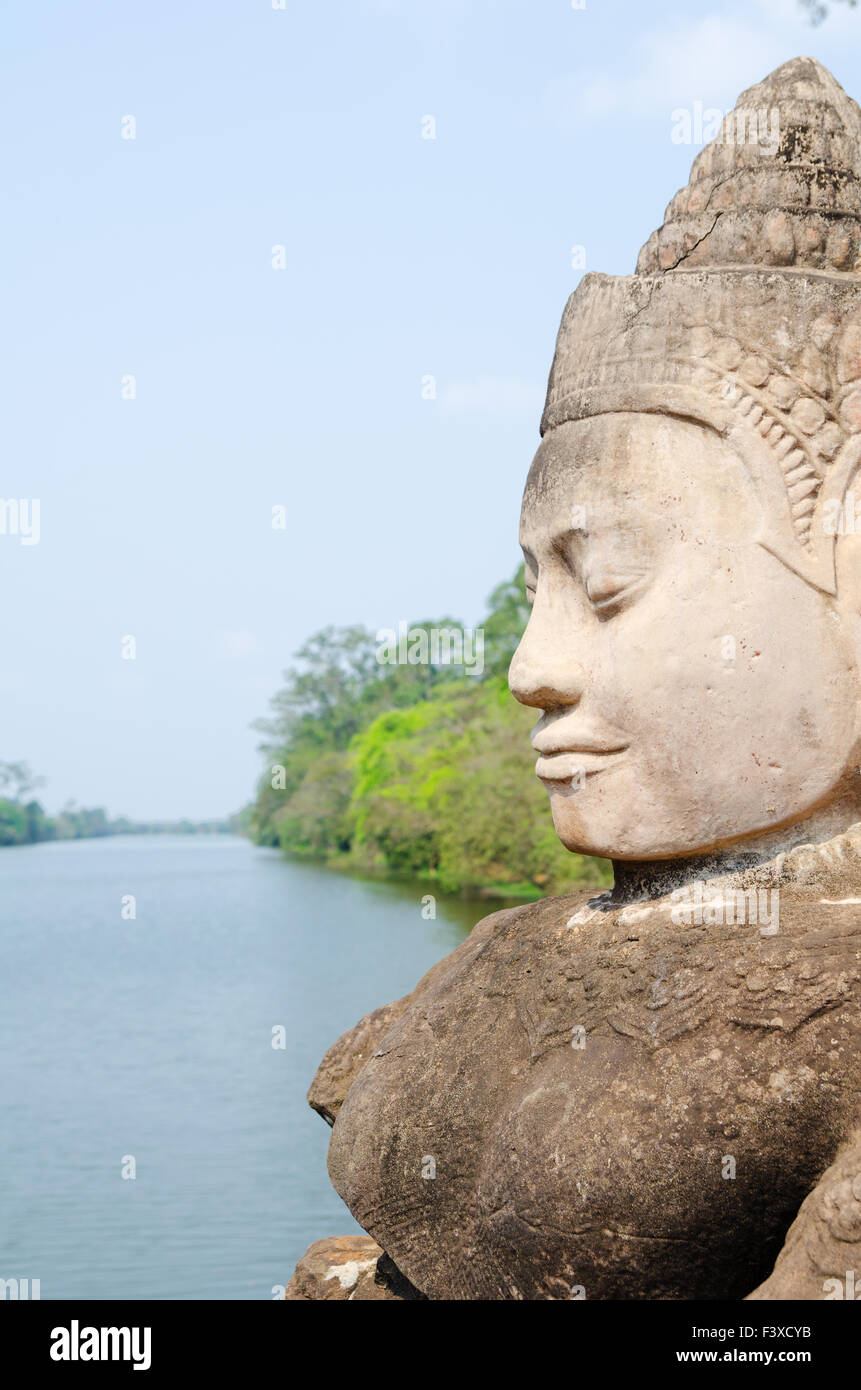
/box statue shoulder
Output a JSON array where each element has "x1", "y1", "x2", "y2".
[{"x1": 306, "y1": 898, "x2": 539, "y2": 1125}]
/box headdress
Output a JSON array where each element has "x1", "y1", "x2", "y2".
[{"x1": 542, "y1": 58, "x2": 861, "y2": 594}]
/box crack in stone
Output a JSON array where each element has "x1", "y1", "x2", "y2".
[{"x1": 664, "y1": 212, "x2": 723, "y2": 271}]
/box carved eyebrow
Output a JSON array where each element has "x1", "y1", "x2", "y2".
[
  {"x1": 556, "y1": 521, "x2": 588, "y2": 541},
  {"x1": 550, "y1": 524, "x2": 591, "y2": 563}
]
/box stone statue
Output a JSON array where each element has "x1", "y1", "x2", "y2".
[{"x1": 287, "y1": 57, "x2": 861, "y2": 1301}]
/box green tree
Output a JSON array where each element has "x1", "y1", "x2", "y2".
[
  {"x1": 800, "y1": 0, "x2": 857, "y2": 20},
  {"x1": 480, "y1": 564, "x2": 530, "y2": 677},
  {"x1": 0, "y1": 760, "x2": 44, "y2": 803}
]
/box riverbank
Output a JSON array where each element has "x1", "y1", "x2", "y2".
[
  {"x1": 0, "y1": 796, "x2": 242, "y2": 848},
  {"x1": 271, "y1": 842, "x2": 609, "y2": 902}
]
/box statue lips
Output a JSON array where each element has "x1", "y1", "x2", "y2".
[
  {"x1": 532, "y1": 727, "x2": 629, "y2": 783},
  {"x1": 534, "y1": 749, "x2": 627, "y2": 781}
]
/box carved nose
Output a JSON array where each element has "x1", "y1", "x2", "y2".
[{"x1": 508, "y1": 621, "x2": 586, "y2": 711}]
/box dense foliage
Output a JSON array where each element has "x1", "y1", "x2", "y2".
[{"x1": 249, "y1": 568, "x2": 610, "y2": 897}]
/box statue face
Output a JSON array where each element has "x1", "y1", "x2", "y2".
[{"x1": 510, "y1": 412, "x2": 861, "y2": 860}]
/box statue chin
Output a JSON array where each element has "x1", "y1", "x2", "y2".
[{"x1": 546, "y1": 776, "x2": 861, "y2": 865}]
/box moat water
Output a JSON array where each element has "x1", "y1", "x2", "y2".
[{"x1": 0, "y1": 834, "x2": 489, "y2": 1299}]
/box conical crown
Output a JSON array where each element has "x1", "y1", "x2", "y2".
[{"x1": 638, "y1": 56, "x2": 861, "y2": 275}]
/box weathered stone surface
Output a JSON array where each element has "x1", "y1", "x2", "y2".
[
  {"x1": 285, "y1": 1236, "x2": 382, "y2": 1301},
  {"x1": 308, "y1": 998, "x2": 409, "y2": 1125},
  {"x1": 637, "y1": 57, "x2": 861, "y2": 276},
  {"x1": 284, "y1": 1235, "x2": 424, "y2": 1301},
  {"x1": 327, "y1": 837, "x2": 861, "y2": 1299}
]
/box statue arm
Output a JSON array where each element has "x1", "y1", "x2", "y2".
[{"x1": 747, "y1": 1128, "x2": 861, "y2": 1300}]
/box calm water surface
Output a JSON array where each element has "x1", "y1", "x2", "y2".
[{"x1": 0, "y1": 835, "x2": 490, "y2": 1299}]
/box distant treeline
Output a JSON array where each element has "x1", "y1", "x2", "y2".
[
  {"x1": 248, "y1": 567, "x2": 610, "y2": 899},
  {"x1": 0, "y1": 761, "x2": 239, "y2": 847}
]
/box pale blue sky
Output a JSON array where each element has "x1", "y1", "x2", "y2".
[{"x1": 2, "y1": 0, "x2": 859, "y2": 819}]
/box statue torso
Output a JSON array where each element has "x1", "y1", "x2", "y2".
[{"x1": 327, "y1": 852, "x2": 861, "y2": 1299}]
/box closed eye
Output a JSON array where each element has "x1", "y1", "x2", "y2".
[
  {"x1": 586, "y1": 577, "x2": 645, "y2": 619},
  {"x1": 522, "y1": 554, "x2": 538, "y2": 606}
]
